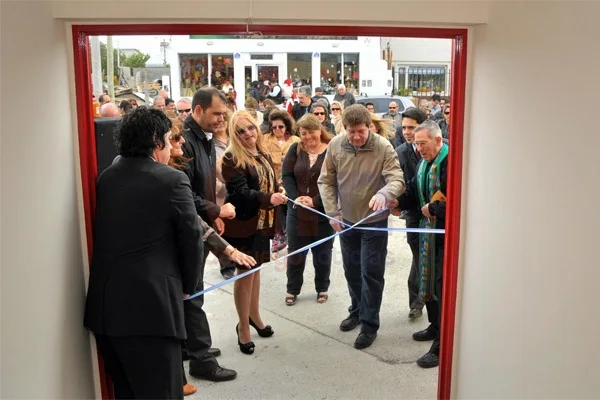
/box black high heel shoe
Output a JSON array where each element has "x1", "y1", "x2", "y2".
[
  {"x1": 249, "y1": 317, "x2": 274, "y2": 338},
  {"x1": 236, "y1": 323, "x2": 255, "y2": 355}
]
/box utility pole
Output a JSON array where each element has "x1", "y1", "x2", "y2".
[
  {"x1": 90, "y1": 36, "x2": 102, "y2": 96},
  {"x1": 160, "y1": 38, "x2": 170, "y2": 66},
  {"x1": 107, "y1": 36, "x2": 115, "y2": 101}
]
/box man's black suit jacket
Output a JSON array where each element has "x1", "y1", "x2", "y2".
[
  {"x1": 396, "y1": 142, "x2": 421, "y2": 218},
  {"x1": 84, "y1": 157, "x2": 204, "y2": 339}
]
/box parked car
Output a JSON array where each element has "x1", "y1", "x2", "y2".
[{"x1": 355, "y1": 95, "x2": 416, "y2": 116}]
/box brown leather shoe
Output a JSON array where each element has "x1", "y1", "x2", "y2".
[{"x1": 183, "y1": 383, "x2": 197, "y2": 396}]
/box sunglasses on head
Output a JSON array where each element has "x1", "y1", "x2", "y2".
[
  {"x1": 177, "y1": 108, "x2": 191, "y2": 114},
  {"x1": 313, "y1": 112, "x2": 326, "y2": 116},
  {"x1": 236, "y1": 125, "x2": 257, "y2": 135},
  {"x1": 272, "y1": 125, "x2": 286, "y2": 130}
]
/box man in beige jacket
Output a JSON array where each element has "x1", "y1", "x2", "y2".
[{"x1": 318, "y1": 104, "x2": 405, "y2": 349}]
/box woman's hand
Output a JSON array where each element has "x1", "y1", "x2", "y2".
[
  {"x1": 270, "y1": 193, "x2": 287, "y2": 206},
  {"x1": 295, "y1": 196, "x2": 314, "y2": 208}
]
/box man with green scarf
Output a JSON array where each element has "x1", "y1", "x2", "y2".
[{"x1": 390, "y1": 120, "x2": 448, "y2": 368}]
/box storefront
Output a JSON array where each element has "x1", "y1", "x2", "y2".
[{"x1": 169, "y1": 35, "x2": 393, "y2": 108}]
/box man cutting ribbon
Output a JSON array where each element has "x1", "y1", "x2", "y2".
[{"x1": 318, "y1": 104, "x2": 405, "y2": 350}]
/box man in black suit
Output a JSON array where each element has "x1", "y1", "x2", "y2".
[
  {"x1": 180, "y1": 87, "x2": 237, "y2": 382},
  {"x1": 395, "y1": 107, "x2": 428, "y2": 319},
  {"x1": 84, "y1": 107, "x2": 203, "y2": 399}
]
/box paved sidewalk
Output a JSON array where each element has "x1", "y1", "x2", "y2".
[{"x1": 186, "y1": 216, "x2": 438, "y2": 399}]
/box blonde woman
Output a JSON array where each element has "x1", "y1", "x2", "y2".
[
  {"x1": 330, "y1": 100, "x2": 346, "y2": 136},
  {"x1": 221, "y1": 110, "x2": 287, "y2": 355},
  {"x1": 369, "y1": 113, "x2": 396, "y2": 145}
]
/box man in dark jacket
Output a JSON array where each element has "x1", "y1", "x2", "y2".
[
  {"x1": 291, "y1": 85, "x2": 313, "y2": 121},
  {"x1": 84, "y1": 108, "x2": 203, "y2": 399},
  {"x1": 395, "y1": 107, "x2": 427, "y2": 320},
  {"x1": 180, "y1": 87, "x2": 237, "y2": 382}
]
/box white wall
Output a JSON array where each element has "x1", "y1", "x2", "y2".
[
  {"x1": 2, "y1": 1, "x2": 600, "y2": 399},
  {"x1": 384, "y1": 37, "x2": 452, "y2": 65},
  {"x1": 455, "y1": 2, "x2": 600, "y2": 398},
  {"x1": 0, "y1": 1, "x2": 94, "y2": 398}
]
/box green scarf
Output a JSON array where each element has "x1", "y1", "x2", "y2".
[{"x1": 416, "y1": 143, "x2": 448, "y2": 301}]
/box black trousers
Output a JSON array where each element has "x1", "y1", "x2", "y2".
[
  {"x1": 406, "y1": 215, "x2": 424, "y2": 310},
  {"x1": 183, "y1": 253, "x2": 219, "y2": 375},
  {"x1": 95, "y1": 334, "x2": 183, "y2": 399},
  {"x1": 425, "y1": 239, "x2": 445, "y2": 355},
  {"x1": 286, "y1": 215, "x2": 334, "y2": 295},
  {"x1": 340, "y1": 218, "x2": 388, "y2": 333}
]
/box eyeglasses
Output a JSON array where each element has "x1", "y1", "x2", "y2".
[
  {"x1": 444, "y1": 111, "x2": 451, "y2": 115},
  {"x1": 313, "y1": 112, "x2": 326, "y2": 116},
  {"x1": 331, "y1": 108, "x2": 341, "y2": 111},
  {"x1": 272, "y1": 125, "x2": 286, "y2": 130},
  {"x1": 177, "y1": 108, "x2": 191, "y2": 114},
  {"x1": 236, "y1": 125, "x2": 257, "y2": 135}
]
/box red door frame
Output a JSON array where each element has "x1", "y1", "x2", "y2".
[{"x1": 72, "y1": 23, "x2": 467, "y2": 400}]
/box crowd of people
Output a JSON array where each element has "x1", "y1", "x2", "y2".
[{"x1": 84, "y1": 84, "x2": 450, "y2": 399}]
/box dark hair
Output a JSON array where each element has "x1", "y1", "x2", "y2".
[
  {"x1": 98, "y1": 94, "x2": 109, "y2": 103},
  {"x1": 402, "y1": 107, "x2": 427, "y2": 125},
  {"x1": 165, "y1": 98, "x2": 175, "y2": 106},
  {"x1": 269, "y1": 109, "x2": 295, "y2": 135},
  {"x1": 114, "y1": 107, "x2": 172, "y2": 157},
  {"x1": 431, "y1": 94, "x2": 441, "y2": 102},
  {"x1": 191, "y1": 87, "x2": 227, "y2": 111},
  {"x1": 365, "y1": 102, "x2": 374, "y2": 108},
  {"x1": 118, "y1": 100, "x2": 133, "y2": 114}
]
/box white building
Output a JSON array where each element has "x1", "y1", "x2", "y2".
[
  {"x1": 381, "y1": 37, "x2": 452, "y2": 96},
  {"x1": 168, "y1": 35, "x2": 393, "y2": 108}
]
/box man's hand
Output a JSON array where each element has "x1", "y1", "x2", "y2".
[
  {"x1": 296, "y1": 196, "x2": 314, "y2": 208},
  {"x1": 421, "y1": 204, "x2": 432, "y2": 218},
  {"x1": 212, "y1": 217, "x2": 225, "y2": 235},
  {"x1": 329, "y1": 216, "x2": 344, "y2": 232},
  {"x1": 390, "y1": 208, "x2": 402, "y2": 217},
  {"x1": 270, "y1": 193, "x2": 287, "y2": 206},
  {"x1": 219, "y1": 203, "x2": 236, "y2": 219},
  {"x1": 226, "y1": 246, "x2": 257, "y2": 269},
  {"x1": 369, "y1": 193, "x2": 387, "y2": 211},
  {"x1": 183, "y1": 294, "x2": 190, "y2": 299},
  {"x1": 387, "y1": 199, "x2": 399, "y2": 209}
]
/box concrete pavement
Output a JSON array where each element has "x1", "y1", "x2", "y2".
[{"x1": 186, "y1": 216, "x2": 438, "y2": 399}]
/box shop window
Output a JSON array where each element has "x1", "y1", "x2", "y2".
[
  {"x1": 407, "y1": 66, "x2": 447, "y2": 93},
  {"x1": 179, "y1": 54, "x2": 208, "y2": 97},
  {"x1": 320, "y1": 53, "x2": 341, "y2": 95},
  {"x1": 210, "y1": 54, "x2": 234, "y2": 90},
  {"x1": 343, "y1": 53, "x2": 359, "y2": 94},
  {"x1": 287, "y1": 53, "x2": 312, "y2": 87}
]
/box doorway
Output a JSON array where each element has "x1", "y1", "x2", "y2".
[{"x1": 72, "y1": 24, "x2": 467, "y2": 400}]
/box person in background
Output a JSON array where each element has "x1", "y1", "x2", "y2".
[
  {"x1": 369, "y1": 113, "x2": 395, "y2": 144},
  {"x1": 264, "y1": 110, "x2": 300, "y2": 252},
  {"x1": 330, "y1": 100, "x2": 346, "y2": 136},
  {"x1": 165, "y1": 98, "x2": 176, "y2": 114},
  {"x1": 84, "y1": 107, "x2": 202, "y2": 399},
  {"x1": 291, "y1": 86, "x2": 314, "y2": 121},
  {"x1": 365, "y1": 102, "x2": 375, "y2": 113},
  {"x1": 311, "y1": 102, "x2": 336, "y2": 135},
  {"x1": 221, "y1": 110, "x2": 287, "y2": 355},
  {"x1": 429, "y1": 94, "x2": 442, "y2": 117},
  {"x1": 128, "y1": 98, "x2": 139, "y2": 109},
  {"x1": 244, "y1": 96, "x2": 264, "y2": 127},
  {"x1": 333, "y1": 84, "x2": 356, "y2": 107},
  {"x1": 382, "y1": 101, "x2": 402, "y2": 130},
  {"x1": 311, "y1": 87, "x2": 331, "y2": 114},
  {"x1": 118, "y1": 100, "x2": 133, "y2": 116},
  {"x1": 282, "y1": 114, "x2": 334, "y2": 306},
  {"x1": 100, "y1": 103, "x2": 120, "y2": 118},
  {"x1": 438, "y1": 104, "x2": 450, "y2": 140},
  {"x1": 153, "y1": 96, "x2": 166, "y2": 111}
]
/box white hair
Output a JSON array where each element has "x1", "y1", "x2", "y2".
[
  {"x1": 414, "y1": 120, "x2": 442, "y2": 139},
  {"x1": 176, "y1": 97, "x2": 191, "y2": 106}
]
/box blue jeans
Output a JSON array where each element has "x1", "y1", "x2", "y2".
[{"x1": 340, "y1": 218, "x2": 388, "y2": 333}]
